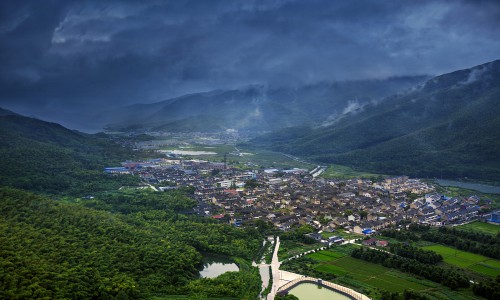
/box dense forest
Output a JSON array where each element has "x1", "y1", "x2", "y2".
[
  {"x1": 0, "y1": 114, "x2": 140, "y2": 195},
  {"x1": 0, "y1": 113, "x2": 267, "y2": 299},
  {"x1": 387, "y1": 244, "x2": 443, "y2": 265},
  {"x1": 0, "y1": 188, "x2": 263, "y2": 299}
]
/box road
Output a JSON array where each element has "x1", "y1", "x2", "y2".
[{"x1": 267, "y1": 236, "x2": 281, "y2": 300}]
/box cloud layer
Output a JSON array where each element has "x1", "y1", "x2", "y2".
[{"x1": 1, "y1": 0, "x2": 499, "y2": 130}]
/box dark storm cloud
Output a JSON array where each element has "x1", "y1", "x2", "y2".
[{"x1": 1, "y1": 0, "x2": 499, "y2": 130}]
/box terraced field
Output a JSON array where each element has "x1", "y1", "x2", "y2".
[{"x1": 422, "y1": 245, "x2": 500, "y2": 277}]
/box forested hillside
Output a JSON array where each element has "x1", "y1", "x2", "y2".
[
  {"x1": 0, "y1": 114, "x2": 139, "y2": 195},
  {"x1": 0, "y1": 113, "x2": 264, "y2": 299},
  {"x1": 251, "y1": 60, "x2": 500, "y2": 182},
  {"x1": 0, "y1": 188, "x2": 263, "y2": 299}
]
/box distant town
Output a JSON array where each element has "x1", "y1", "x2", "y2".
[{"x1": 104, "y1": 152, "x2": 498, "y2": 236}]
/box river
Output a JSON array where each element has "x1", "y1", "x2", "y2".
[{"x1": 435, "y1": 179, "x2": 500, "y2": 194}]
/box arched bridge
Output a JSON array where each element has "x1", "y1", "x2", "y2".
[{"x1": 277, "y1": 276, "x2": 371, "y2": 300}]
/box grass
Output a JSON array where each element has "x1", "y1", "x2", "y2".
[
  {"x1": 292, "y1": 246, "x2": 483, "y2": 299},
  {"x1": 236, "y1": 147, "x2": 314, "y2": 169},
  {"x1": 160, "y1": 144, "x2": 314, "y2": 169},
  {"x1": 422, "y1": 244, "x2": 500, "y2": 277},
  {"x1": 332, "y1": 256, "x2": 430, "y2": 293},
  {"x1": 314, "y1": 263, "x2": 348, "y2": 275},
  {"x1": 302, "y1": 248, "x2": 431, "y2": 292},
  {"x1": 321, "y1": 164, "x2": 384, "y2": 180},
  {"x1": 321, "y1": 230, "x2": 362, "y2": 241},
  {"x1": 306, "y1": 250, "x2": 345, "y2": 262},
  {"x1": 278, "y1": 240, "x2": 324, "y2": 260},
  {"x1": 457, "y1": 221, "x2": 500, "y2": 235}
]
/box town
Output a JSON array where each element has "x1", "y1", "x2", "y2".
[{"x1": 104, "y1": 154, "x2": 492, "y2": 237}]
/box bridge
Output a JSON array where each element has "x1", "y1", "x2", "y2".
[
  {"x1": 261, "y1": 236, "x2": 371, "y2": 300},
  {"x1": 277, "y1": 275, "x2": 371, "y2": 300}
]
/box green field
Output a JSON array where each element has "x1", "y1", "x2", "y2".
[
  {"x1": 323, "y1": 255, "x2": 434, "y2": 292},
  {"x1": 321, "y1": 230, "x2": 362, "y2": 240},
  {"x1": 237, "y1": 148, "x2": 314, "y2": 169},
  {"x1": 161, "y1": 144, "x2": 314, "y2": 169},
  {"x1": 422, "y1": 245, "x2": 500, "y2": 277},
  {"x1": 457, "y1": 222, "x2": 500, "y2": 235},
  {"x1": 296, "y1": 247, "x2": 483, "y2": 299},
  {"x1": 321, "y1": 164, "x2": 384, "y2": 180},
  {"x1": 278, "y1": 240, "x2": 324, "y2": 260},
  {"x1": 307, "y1": 250, "x2": 345, "y2": 262}
]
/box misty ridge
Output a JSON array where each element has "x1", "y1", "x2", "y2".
[
  {"x1": 2, "y1": 0, "x2": 500, "y2": 132},
  {"x1": 251, "y1": 59, "x2": 500, "y2": 182},
  {"x1": 0, "y1": 0, "x2": 499, "y2": 182},
  {"x1": 98, "y1": 76, "x2": 428, "y2": 133}
]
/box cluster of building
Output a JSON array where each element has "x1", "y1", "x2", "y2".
[{"x1": 104, "y1": 158, "x2": 491, "y2": 233}]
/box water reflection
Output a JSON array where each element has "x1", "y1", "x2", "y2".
[
  {"x1": 199, "y1": 254, "x2": 239, "y2": 278},
  {"x1": 288, "y1": 283, "x2": 351, "y2": 300}
]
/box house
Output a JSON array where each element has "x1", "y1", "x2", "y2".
[
  {"x1": 376, "y1": 240, "x2": 389, "y2": 247},
  {"x1": 488, "y1": 211, "x2": 500, "y2": 224},
  {"x1": 328, "y1": 236, "x2": 344, "y2": 244},
  {"x1": 307, "y1": 232, "x2": 323, "y2": 242},
  {"x1": 104, "y1": 167, "x2": 132, "y2": 174},
  {"x1": 362, "y1": 238, "x2": 377, "y2": 246}
]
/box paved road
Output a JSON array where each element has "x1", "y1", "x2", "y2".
[{"x1": 267, "y1": 236, "x2": 281, "y2": 300}]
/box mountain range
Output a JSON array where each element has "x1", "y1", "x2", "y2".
[
  {"x1": 251, "y1": 59, "x2": 500, "y2": 182},
  {"x1": 100, "y1": 76, "x2": 427, "y2": 132},
  {"x1": 2, "y1": 59, "x2": 499, "y2": 183}
]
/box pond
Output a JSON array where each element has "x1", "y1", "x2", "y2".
[
  {"x1": 288, "y1": 283, "x2": 352, "y2": 300},
  {"x1": 199, "y1": 254, "x2": 239, "y2": 278},
  {"x1": 435, "y1": 179, "x2": 500, "y2": 194}
]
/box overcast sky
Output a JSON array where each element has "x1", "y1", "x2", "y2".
[{"x1": 1, "y1": 0, "x2": 499, "y2": 130}]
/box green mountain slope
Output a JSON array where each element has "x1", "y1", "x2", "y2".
[
  {"x1": 0, "y1": 114, "x2": 138, "y2": 194},
  {"x1": 252, "y1": 59, "x2": 500, "y2": 181}
]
